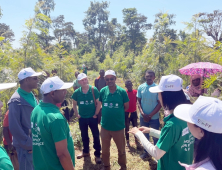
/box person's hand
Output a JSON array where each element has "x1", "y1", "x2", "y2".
[
  {"x1": 128, "y1": 127, "x2": 140, "y2": 135},
  {"x1": 93, "y1": 114, "x2": 97, "y2": 118},
  {"x1": 143, "y1": 114, "x2": 151, "y2": 122},
  {"x1": 77, "y1": 114, "x2": 81, "y2": 119},
  {"x1": 138, "y1": 126, "x2": 150, "y2": 134}
]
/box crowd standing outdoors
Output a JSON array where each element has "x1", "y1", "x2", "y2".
[{"x1": 0, "y1": 65, "x2": 222, "y2": 170}]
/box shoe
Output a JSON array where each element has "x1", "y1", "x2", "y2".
[
  {"x1": 140, "y1": 152, "x2": 149, "y2": 159},
  {"x1": 95, "y1": 157, "x2": 102, "y2": 164},
  {"x1": 77, "y1": 152, "x2": 90, "y2": 159}
]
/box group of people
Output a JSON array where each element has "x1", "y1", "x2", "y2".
[{"x1": 0, "y1": 66, "x2": 221, "y2": 170}]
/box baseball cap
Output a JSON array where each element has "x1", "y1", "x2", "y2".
[
  {"x1": 174, "y1": 96, "x2": 222, "y2": 133},
  {"x1": 77, "y1": 73, "x2": 87, "y2": 81},
  {"x1": 18, "y1": 67, "x2": 42, "y2": 81},
  {"x1": 40, "y1": 76, "x2": 73, "y2": 94},
  {"x1": 149, "y1": 74, "x2": 183, "y2": 93},
  {"x1": 105, "y1": 70, "x2": 116, "y2": 77},
  {"x1": 0, "y1": 83, "x2": 17, "y2": 91}
]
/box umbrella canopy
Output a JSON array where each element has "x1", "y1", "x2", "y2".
[{"x1": 179, "y1": 62, "x2": 222, "y2": 77}]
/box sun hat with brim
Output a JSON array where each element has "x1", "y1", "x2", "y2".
[
  {"x1": 0, "y1": 83, "x2": 17, "y2": 91},
  {"x1": 18, "y1": 67, "x2": 42, "y2": 81},
  {"x1": 40, "y1": 76, "x2": 73, "y2": 94},
  {"x1": 77, "y1": 73, "x2": 87, "y2": 81},
  {"x1": 149, "y1": 74, "x2": 183, "y2": 93},
  {"x1": 174, "y1": 96, "x2": 222, "y2": 134},
  {"x1": 105, "y1": 70, "x2": 116, "y2": 77}
]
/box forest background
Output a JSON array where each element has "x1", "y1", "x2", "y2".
[
  {"x1": 1, "y1": 1, "x2": 222, "y2": 169},
  {"x1": 1, "y1": 0, "x2": 222, "y2": 118}
]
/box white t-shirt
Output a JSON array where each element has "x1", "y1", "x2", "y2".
[{"x1": 195, "y1": 161, "x2": 215, "y2": 170}]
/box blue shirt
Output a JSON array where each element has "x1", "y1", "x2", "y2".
[{"x1": 137, "y1": 82, "x2": 159, "y2": 119}]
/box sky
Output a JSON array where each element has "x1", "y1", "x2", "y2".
[{"x1": 0, "y1": 0, "x2": 221, "y2": 48}]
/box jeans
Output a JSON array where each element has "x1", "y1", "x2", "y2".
[
  {"x1": 140, "y1": 117, "x2": 160, "y2": 153},
  {"x1": 79, "y1": 117, "x2": 101, "y2": 157},
  {"x1": 125, "y1": 112, "x2": 138, "y2": 141},
  {"x1": 101, "y1": 127, "x2": 126, "y2": 170},
  {"x1": 16, "y1": 147, "x2": 34, "y2": 170}
]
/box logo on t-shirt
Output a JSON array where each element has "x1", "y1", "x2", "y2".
[
  {"x1": 90, "y1": 100, "x2": 93, "y2": 104},
  {"x1": 114, "y1": 103, "x2": 119, "y2": 108},
  {"x1": 109, "y1": 103, "x2": 113, "y2": 108},
  {"x1": 181, "y1": 134, "x2": 194, "y2": 151},
  {"x1": 104, "y1": 103, "x2": 108, "y2": 107},
  {"x1": 80, "y1": 101, "x2": 84, "y2": 104},
  {"x1": 85, "y1": 101, "x2": 89, "y2": 105},
  {"x1": 182, "y1": 127, "x2": 189, "y2": 136}
]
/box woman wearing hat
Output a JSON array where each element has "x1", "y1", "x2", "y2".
[
  {"x1": 129, "y1": 75, "x2": 194, "y2": 170},
  {"x1": 0, "y1": 83, "x2": 17, "y2": 170},
  {"x1": 175, "y1": 96, "x2": 222, "y2": 170}
]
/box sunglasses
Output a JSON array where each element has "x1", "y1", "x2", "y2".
[{"x1": 105, "y1": 78, "x2": 115, "y2": 81}]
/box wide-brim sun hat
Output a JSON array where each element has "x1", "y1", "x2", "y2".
[
  {"x1": 0, "y1": 83, "x2": 17, "y2": 91},
  {"x1": 149, "y1": 74, "x2": 183, "y2": 93},
  {"x1": 40, "y1": 76, "x2": 73, "y2": 94},
  {"x1": 174, "y1": 96, "x2": 222, "y2": 133}
]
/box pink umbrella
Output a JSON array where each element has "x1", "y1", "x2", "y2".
[{"x1": 179, "y1": 62, "x2": 222, "y2": 77}]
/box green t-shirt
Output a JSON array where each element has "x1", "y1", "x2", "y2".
[
  {"x1": 17, "y1": 87, "x2": 37, "y2": 107},
  {"x1": 0, "y1": 146, "x2": 14, "y2": 170},
  {"x1": 99, "y1": 85, "x2": 129, "y2": 131},
  {"x1": 71, "y1": 85, "x2": 99, "y2": 118},
  {"x1": 73, "y1": 79, "x2": 81, "y2": 88},
  {"x1": 156, "y1": 114, "x2": 194, "y2": 170},
  {"x1": 82, "y1": 67, "x2": 87, "y2": 75},
  {"x1": 31, "y1": 101, "x2": 75, "y2": 170}
]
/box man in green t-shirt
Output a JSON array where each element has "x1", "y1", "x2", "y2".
[
  {"x1": 72, "y1": 73, "x2": 102, "y2": 164},
  {"x1": 99, "y1": 70, "x2": 129, "y2": 170},
  {"x1": 8, "y1": 67, "x2": 42, "y2": 170},
  {"x1": 31, "y1": 76, "x2": 75, "y2": 170},
  {"x1": 73, "y1": 71, "x2": 81, "y2": 91},
  {"x1": 0, "y1": 83, "x2": 17, "y2": 170}
]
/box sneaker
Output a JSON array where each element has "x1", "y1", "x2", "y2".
[
  {"x1": 95, "y1": 157, "x2": 102, "y2": 164},
  {"x1": 77, "y1": 152, "x2": 90, "y2": 159},
  {"x1": 140, "y1": 152, "x2": 148, "y2": 159}
]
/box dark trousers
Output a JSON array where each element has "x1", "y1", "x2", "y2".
[
  {"x1": 125, "y1": 111, "x2": 138, "y2": 141},
  {"x1": 79, "y1": 117, "x2": 101, "y2": 157}
]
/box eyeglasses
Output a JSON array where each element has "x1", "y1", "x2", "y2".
[{"x1": 105, "y1": 78, "x2": 115, "y2": 81}]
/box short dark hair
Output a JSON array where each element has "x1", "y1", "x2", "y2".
[
  {"x1": 161, "y1": 90, "x2": 191, "y2": 110},
  {"x1": 125, "y1": 80, "x2": 132, "y2": 84},
  {"x1": 145, "y1": 70, "x2": 155, "y2": 77},
  {"x1": 194, "y1": 128, "x2": 222, "y2": 169},
  {"x1": 100, "y1": 69, "x2": 105, "y2": 72},
  {"x1": 75, "y1": 71, "x2": 80, "y2": 74}
]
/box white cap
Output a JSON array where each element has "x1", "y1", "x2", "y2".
[
  {"x1": 105, "y1": 70, "x2": 116, "y2": 77},
  {"x1": 0, "y1": 83, "x2": 17, "y2": 91},
  {"x1": 149, "y1": 74, "x2": 183, "y2": 93},
  {"x1": 18, "y1": 67, "x2": 42, "y2": 81},
  {"x1": 77, "y1": 73, "x2": 87, "y2": 81},
  {"x1": 40, "y1": 76, "x2": 73, "y2": 94},
  {"x1": 82, "y1": 64, "x2": 85, "y2": 67},
  {"x1": 174, "y1": 96, "x2": 222, "y2": 134}
]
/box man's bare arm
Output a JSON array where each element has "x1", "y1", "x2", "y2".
[
  {"x1": 124, "y1": 102, "x2": 129, "y2": 111},
  {"x1": 73, "y1": 100, "x2": 80, "y2": 118},
  {"x1": 55, "y1": 139, "x2": 74, "y2": 170}
]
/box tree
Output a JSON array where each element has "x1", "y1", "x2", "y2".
[
  {"x1": 198, "y1": 10, "x2": 222, "y2": 43},
  {"x1": 0, "y1": 23, "x2": 14, "y2": 45},
  {"x1": 122, "y1": 8, "x2": 152, "y2": 55},
  {"x1": 83, "y1": 1, "x2": 111, "y2": 52}
]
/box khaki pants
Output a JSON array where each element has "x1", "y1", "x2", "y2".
[{"x1": 101, "y1": 127, "x2": 127, "y2": 170}]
